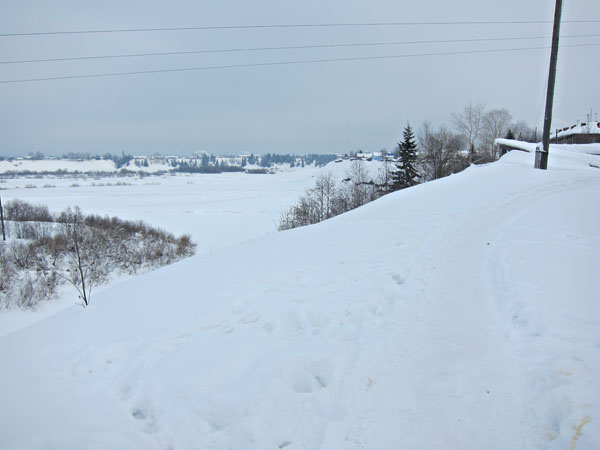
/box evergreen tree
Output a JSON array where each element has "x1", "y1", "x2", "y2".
[
  {"x1": 260, "y1": 153, "x2": 272, "y2": 167},
  {"x1": 505, "y1": 129, "x2": 516, "y2": 140},
  {"x1": 391, "y1": 123, "x2": 420, "y2": 191}
]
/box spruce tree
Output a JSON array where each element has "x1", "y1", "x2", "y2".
[{"x1": 391, "y1": 123, "x2": 420, "y2": 190}]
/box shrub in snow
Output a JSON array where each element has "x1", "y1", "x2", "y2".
[
  {"x1": 0, "y1": 249, "x2": 16, "y2": 292},
  {"x1": 4, "y1": 199, "x2": 53, "y2": 222},
  {"x1": 0, "y1": 200, "x2": 197, "y2": 309},
  {"x1": 278, "y1": 164, "x2": 388, "y2": 231}
]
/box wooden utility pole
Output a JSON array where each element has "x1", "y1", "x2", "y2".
[
  {"x1": 0, "y1": 195, "x2": 5, "y2": 241},
  {"x1": 535, "y1": 0, "x2": 563, "y2": 170}
]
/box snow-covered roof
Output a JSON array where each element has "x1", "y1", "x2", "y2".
[
  {"x1": 556, "y1": 121, "x2": 600, "y2": 138},
  {"x1": 494, "y1": 138, "x2": 536, "y2": 153},
  {"x1": 495, "y1": 138, "x2": 600, "y2": 155}
]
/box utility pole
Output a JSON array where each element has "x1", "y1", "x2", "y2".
[{"x1": 535, "y1": 0, "x2": 563, "y2": 170}]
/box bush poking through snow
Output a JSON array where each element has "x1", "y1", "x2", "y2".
[{"x1": 0, "y1": 200, "x2": 196, "y2": 309}]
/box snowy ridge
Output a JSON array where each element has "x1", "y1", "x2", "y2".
[{"x1": 0, "y1": 147, "x2": 599, "y2": 449}]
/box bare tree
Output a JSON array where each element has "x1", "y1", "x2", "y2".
[
  {"x1": 345, "y1": 160, "x2": 372, "y2": 209},
  {"x1": 511, "y1": 120, "x2": 538, "y2": 142},
  {"x1": 57, "y1": 207, "x2": 108, "y2": 306},
  {"x1": 418, "y1": 122, "x2": 466, "y2": 181},
  {"x1": 376, "y1": 153, "x2": 394, "y2": 194},
  {"x1": 481, "y1": 108, "x2": 513, "y2": 161},
  {"x1": 312, "y1": 173, "x2": 338, "y2": 221},
  {"x1": 277, "y1": 162, "x2": 378, "y2": 231},
  {"x1": 0, "y1": 195, "x2": 5, "y2": 241},
  {"x1": 451, "y1": 102, "x2": 485, "y2": 165},
  {"x1": 0, "y1": 255, "x2": 15, "y2": 293}
]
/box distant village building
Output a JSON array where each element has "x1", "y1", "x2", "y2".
[
  {"x1": 354, "y1": 151, "x2": 395, "y2": 161},
  {"x1": 497, "y1": 112, "x2": 600, "y2": 156},
  {"x1": 550, "y1": 121, "x2": 600, "y2": 144}
]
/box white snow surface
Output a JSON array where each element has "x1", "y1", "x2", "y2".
[
  {"x1": 0, "y1": 149, "x2": 599, "y2": 449},
  {"x1": 0, "y1": 160, "x2": 380, "y2": 254},
  {"x1": 0, "y1": 158, "x2": 117, "y2": 173},
  {"x1": 0, "y1": 160, "x2": 384, "y2": 335}
]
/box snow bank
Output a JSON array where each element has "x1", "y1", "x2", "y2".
[
  {"x1": 494, "y1": 138, "x2": 537, "y2": 153},
  {"x1": 495, "y1": 140, "x2": 600, "y2": 157}
]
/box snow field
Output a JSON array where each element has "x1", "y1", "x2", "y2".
[
  {"x1": 0, "y1": 158, "x2": 117, "y2": 173},
  {"x1": 0, "y1": 149, "x2": 598, "y2": 448},
  {"x1": 0, "y1": 160, "x2": 385, "y2": 336},
  {"x1": 0, "y1": 160, "x2": 384, "y2": 249}
]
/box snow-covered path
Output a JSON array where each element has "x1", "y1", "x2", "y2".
[
  {"x1": 484, "y1": 179, "x2": 600, "y2": 450},
  {"x1": 0, "y1": 149, "x2": 598, "y2": 449}
]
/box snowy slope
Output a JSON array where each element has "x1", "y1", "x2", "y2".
[
  {"x1": 0, "y1": 160, "x2": 384, "y2": 336},
  {"x1": 0, "y1": 148, "x2": 599, "y2": 449}
]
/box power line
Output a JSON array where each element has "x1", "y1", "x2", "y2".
[
  {"x1": 1, "y1": 20, "x2": 599, "y2": 37},
  {"x1": 534, "y1": 77, "x2": 549, "y2": 131},
  {"x1": 1, "y1": 43, "x2": 598, "y2": 85},
  {"x1": 2, "y1": 34, "x2": 598, "y2": 65}
]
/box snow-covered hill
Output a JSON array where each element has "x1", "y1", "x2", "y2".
[
  {"x1": 0, "y1": 158, "x2": 117, "y2": 173},
  {"x1": 0, "y1": 147, "x2": 598, "y2": 449}
]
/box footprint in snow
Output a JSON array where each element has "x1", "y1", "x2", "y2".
[
  {"x1": 130, "y1": 399, "x2": 159, "y2": 434},
  {"x1": 391, "y1": 273, "x2": 406, "y2": 285}
]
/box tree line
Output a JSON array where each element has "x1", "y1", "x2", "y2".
[
  {"x1": 278, "y1": 103, "x2": 535, "y2": 230},
  {"x1": 277, "y1": 126, "x2": 419, "y2": 231},
  {"x1": 418, "y1": 103, "x2": 536, "y2": 182}
]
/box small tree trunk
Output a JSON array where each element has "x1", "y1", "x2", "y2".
[
  {"x1": 73, "y1": 226, "x2": 89, "y2": 306},
  {"x1": 0, "y1": 195, "x2": 6, "y2": 241}
]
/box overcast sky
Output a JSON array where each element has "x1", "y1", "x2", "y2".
[{"x1": 1, "y1": 0, "x2": 598, "y2": 156}]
